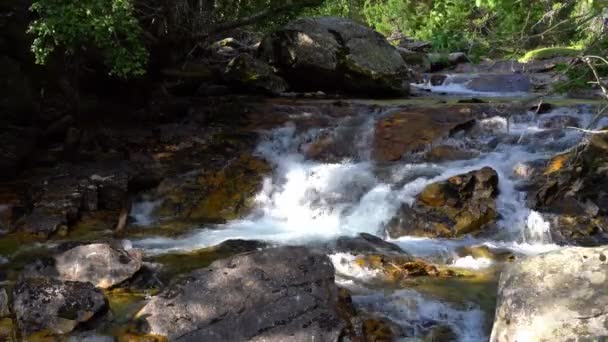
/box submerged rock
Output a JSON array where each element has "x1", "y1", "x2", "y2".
[
  {"x1": 259, "y1": 16, "x2": 409, "y2": 96},
  {"x1": 335, "y1": 233, "x2": 405, "y2": 254},
  {"x1": 491, "y1": 246, "x2": 608, "y2": 341},
  {"x1": 137, "y1": 246, "x2": 346, "y2": 341},
  {"x1": 13, "y1": 277, "x2": 107, "y2": 336},
  {"x1": 387, "y1": 167, "x2": 499, "y2": 238}
]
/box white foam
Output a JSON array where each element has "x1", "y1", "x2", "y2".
[
  {"x1": 451, "y1": 256, "x2": 494, "y2": 270},
  {"x1": 130, "y1": 199, "x2": 162, "y2": 226},
  {"x1": 353, "y1": 289, "x2": 487, "y2": 341}
]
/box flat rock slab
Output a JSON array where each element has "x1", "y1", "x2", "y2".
[
  {"x1": 491, "y1": 246, "x2": 608, "y2": 341},
  {"x1": 137, "y1": 246, "x2": 345, "y2": 341}
]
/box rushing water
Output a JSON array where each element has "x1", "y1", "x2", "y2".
[{"x1": 130, "y1": 89, "x2": 604, "y2": 340}]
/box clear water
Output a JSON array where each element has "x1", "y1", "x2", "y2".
[{"x1": 131, "y1": 97, "x2": 603, "y2": 341}]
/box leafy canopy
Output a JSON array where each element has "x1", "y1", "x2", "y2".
[{"x1": 29, "y1": 0, "x2": 148, "y2": 78}]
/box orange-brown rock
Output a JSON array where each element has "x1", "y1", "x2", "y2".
[
  {"x1": 387, "y1": 167, "x2": 499, "y2": 238},
  {"x1": 374, "y1": 106, "x2": 479, "y2": 162}
]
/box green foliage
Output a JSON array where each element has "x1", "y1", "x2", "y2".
[{"x1": 28, "y1": 0, "x2": 148, "y2": 78}]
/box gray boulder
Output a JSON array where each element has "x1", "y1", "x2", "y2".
[
  {"x1": 491, "y1": 246, "x2": 608, "y2": 341},
  {"x1": 12, "y1": 278, "x2": 107, "y2": 336},
  {"x1": 54, "y1": 243, "x2": 142, "y2": 289},
  {"x1": 22, "y1": 243, "x2": 142, "y2": 289},
  {"x1": 137, "y1": 246, "x2": 346, "y2": 341},
  {"x1": 259, "y1": 17, "x2": 409, "y2": 96}
]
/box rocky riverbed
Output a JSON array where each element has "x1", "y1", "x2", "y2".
[{"x1": 1, "y1": 14, "x2": 607, "y2": 342}]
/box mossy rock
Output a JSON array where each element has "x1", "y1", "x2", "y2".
[
  {"x1": 519, "y1": 47, "x2": 581, "y2": 63},
  {"x1": 150, "y1": 239, "x2": 266, "y2": 280},
  {"x1": 154, "y1": 154, "x2": 271, "y2": 223}
]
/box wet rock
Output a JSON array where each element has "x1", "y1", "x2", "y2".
[
  {"x1": 224, "y1": 53, "x2": 288, "y2": 95},
  {"x1": 335, "y1": 233, "x2": 405, "y2": 254},
  {"x1": 68, "y1": 332, "x2": 115, "y2": 342},
  {"x1": 137, "y1": 246, "x2": 346, "y2": 341},
  {"x1": 529, "y1": 135, "x2": 608, "y2": 245},
  {"x1": 260, "y1": 17, "x2": 409, "y2": 96},
  {"x1": 467, "y1": 74, "x2": 531, "y2": 93},
  {"x1": 19, "y1": 208, "x2": 67, "y2": 238},
  {"x1": 529, "y1": 102, "x2": 553, "y2": 114},
  {"x1": 373, "y1": 106, "x2": 482, "y2": 162},
  {"x1": 424, "y1": 145, "x2": 479, "y2": 163},
  {"x1": 491, "y1": 246, "x2": 608, "y2": 341},
  {"x1": 154, "y1": 154, "x2": 270, "y2": 222},
  {"x1": 387, "y1": 167, "x2": 499, "y2": 238},
  {"x1": 54, "y1": 243, "x2": 142, "y2": 289},
  {"x1": 12, "y1": 277, "x2": 107, "y2": 336},
  {"x1": 354, "y1": 254, "x2": 450, "y2": 281},
  {"x1": 456, "y1": 245, "x2": 514, "y2": 263},
  {"x1": 0, "y1": 288, "x2": 8, "y2": 317},
  {"x1": 16, "y1": 163, "x2": 129, "y2": 238},
  {"x1": 539, "y1": 115, "x2": 580, "y2": 129}
]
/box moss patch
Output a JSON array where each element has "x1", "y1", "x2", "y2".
[
  {"x1": 150, "y1": 239, "x2": 266, "y2": 280},
  {"x1": 519, "y1": 47, "x2": 581, "y2": 63}
]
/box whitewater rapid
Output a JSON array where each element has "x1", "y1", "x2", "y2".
[{"x1": 130, "y1": 94, "x2": 604, "y2": 341}]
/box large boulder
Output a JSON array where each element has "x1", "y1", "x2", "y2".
[
  {"x1": 224, "y1": 53, "x2": 288, "y2": 95},
  {"x1": 137, "y1": 246, "x2": 347, "y2": 341},
  {"x1": 12, "y1": 278, "x2": 107, "y2": 336},
  {"x1": 259, "y1": 17, "x2": 409, "y2": 96},
  {"x1": 387, "y1": 167, "x2": 499, "y2": 238},
  {"x1": 22, "y1": 243, "x2": 142, "y2": 289},
  {"x1": 491, "y1": 246, "x2": 608, "y2": 341}
]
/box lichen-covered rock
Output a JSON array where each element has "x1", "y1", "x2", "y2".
[
  {"x1": 491, "y1": 246, "x2": 608, "y2": 341},
  {"x1": 12, "y1": 278, "x2": 107, "y2": 336},
  {"x1": 54, "y1": 243, "x2": 142, "y2": 289},
  {"x1": 137, "y1": 246, "x2": 346, "y2": 341},
  {"x1": 387, "y1": 167, "x2": 499, "y2": 238},
  {"x1": 21, "y1": 243, "x2": 142, "y2": 289},
  {"x1": 260, "y1": 17, "x2": 409, "y2": 96},
  {"x1": 224, "y1": 53, "x2": 288, "y2": 95}
]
